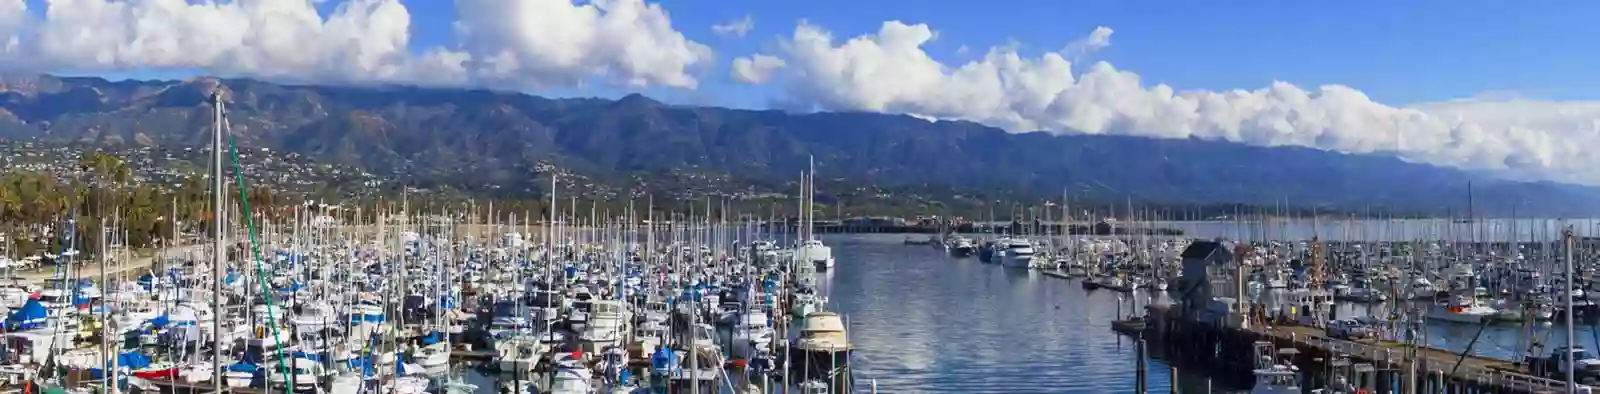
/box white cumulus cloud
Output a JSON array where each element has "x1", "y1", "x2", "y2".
[
  {"x1": 736, "y1": 20, "x2": 1600, "y2": 185},
  {"x1": 730, "y1": 54, "x2": 784, "y2": 83},
  {"x1": 712, "y1": 14, "x2": 754, "y2": 38},
  {"x1": 449, "y1": 0, "x2": 712, "y2": 89},
  {"x1": 1062, "y1": 26, "x2": 1112, "y2": 59},
  {"x1": 0, "y1": 0, "x2": 711, "y2": 90}
]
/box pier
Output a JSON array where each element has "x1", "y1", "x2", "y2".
[{"x1": 1114, "y1": 308, "x2": 1574, "y2": 393}]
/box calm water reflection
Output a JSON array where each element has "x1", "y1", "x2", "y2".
[{"x1": 817, "y1": 234, "x2": 1212, "y2": 393}]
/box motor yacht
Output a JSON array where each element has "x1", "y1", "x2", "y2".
[
  {"x1": 1427, "y1": 292, "x2": 1498, "y2": 324},
  {"x1": 999, "y1": 239, "x2": 1036, "y2": 268}
]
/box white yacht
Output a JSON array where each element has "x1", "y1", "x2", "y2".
[
  {"x1": 580, "y1": 300, "x2": 629, "y2": 354},
  {"x1": 947, "y1": 236, "x2": 976, "y2": 258},
  {"x1": 1427, "y1": 291, "x2": 1498, "y2": 324},
  {"x1": 798, "y1": 239, "x2": 835, "y2": 270},
  {"x1": 495, "y1": 335, "x2": 546, "y2": 373},
  {"x1": 999, "y1": 239, "x2": 1036, "y2": 268}
]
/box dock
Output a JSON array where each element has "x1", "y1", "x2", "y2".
[{"x1": 1115, "y1": 308, "x2": 1574, "y2": 393}]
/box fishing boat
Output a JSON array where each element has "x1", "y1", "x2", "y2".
[
  {"x1": 789, "y1": 311, "x2": 855, "y2": 393},
  {"x1": 581, "y1": 299, "x2": 630, "y2": 354}
]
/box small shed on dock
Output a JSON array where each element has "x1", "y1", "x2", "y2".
[{"x1": 1178, "y1": 240, "x2": 1234, "y2": 317}]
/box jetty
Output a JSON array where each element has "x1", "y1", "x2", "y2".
[
  {"x1": 1114, "y1": 308, "x2": 1570, "y2": 393},
  {"x1": 1097, "y1": 238, "x2": 1585, "y2": 393}
]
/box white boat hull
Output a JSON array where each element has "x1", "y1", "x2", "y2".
[
  {"x1": 815, "y1": 257, "x2": 835, "y2": 270},
  {"x1": 1001, "y1": 255, "x2": 1033, "y2": 268},
  {"x1": 224, "y1": 372, "x2": 254, "y2": 388},
  {"x1": 1428, "y1": 308, "x2": 1494, "y2": 323}
]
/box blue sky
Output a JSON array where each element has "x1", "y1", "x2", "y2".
[
  {"x1": 40, "y1": 0, "x2": 1598, "y2": 106},
  {"x1": 11, "y1": 0, "x2": 1600, "y2": 183},
  {"x1": 401, "y1": 1, "x2": 1589, "y2": 105}
]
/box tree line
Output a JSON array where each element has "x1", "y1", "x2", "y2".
[
  {"x1": 0, "y1": 151, "x2": 292, "y2": 258},
  {"x1": 2, "y1": 151, "x2": 1405, "y2": 260}
]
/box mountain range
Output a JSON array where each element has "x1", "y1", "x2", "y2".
[{"x1": 0, "y1": 75, "x2": 1591, "y2": 217}]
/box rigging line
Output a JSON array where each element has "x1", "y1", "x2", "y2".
[{"x1": 223, "y1": 116, "x2": 294, "y2": 394}]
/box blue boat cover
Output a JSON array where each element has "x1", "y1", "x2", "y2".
[
  {"x1": 117, "y1": 351, "x2": 151, "y2": 369},
  {"x1": 6, "y1": 299, "x2": 47, "y2": 330}
]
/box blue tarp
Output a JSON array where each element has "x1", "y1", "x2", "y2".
[
  {"x1": 419, "y1": 331, "x2": 443, "y2": 345},
  {"x1": 278, "y1": 281, "x2": 306, "y2": 293},
  {"x1": 6, "y1": 299, "x2": 47, "y2": 330},
  {"x1": 227, "y1": 362, "x2": 260, "y2": 373},
  {"x1": 650, "y1": 348, "x2": 676, "y2": 371},
  {"x1": 117, "y1": 351, "x2": 152, "y2": 369},
  {"x1": 346, "y1": 357, "x2": 376, "y2": 377}
]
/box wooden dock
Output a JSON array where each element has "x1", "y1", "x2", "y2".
[
  {"x1": 1257, "y1": 324, "x2": 1568, "y2": 393},
  {"x1": 1115, "y1": 309, "x2": 1575, "y2": 393}
]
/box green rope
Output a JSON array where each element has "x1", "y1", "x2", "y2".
[{"x1": 225, "y1": 131, "x2": 294, "y2": 393}]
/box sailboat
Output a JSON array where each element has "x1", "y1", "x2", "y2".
[{"x1": 795, "y1": 156, "x2": 835, "y2": 271}]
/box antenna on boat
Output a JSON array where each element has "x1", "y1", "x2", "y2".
[{"x1": 209, "y1": 87, "x2": 227, "y2": 394}]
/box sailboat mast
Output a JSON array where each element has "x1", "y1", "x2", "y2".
[
  {"x1": 1566, "y1": 226, "x2": 1577, "y2": 391},
  {"x1": 797, "y1": 171, "x2": 806, "y2": 244},
  {"x1": 807, "y1": 155, "x2": 815, "y2": 241},
  {"x1": 209, "y1": 89, "x2": 226, "y2": 394}
]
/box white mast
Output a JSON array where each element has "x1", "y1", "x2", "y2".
[
  {"x1": 1565, "y1": 226, "x2": 1577, "y2": 392},
  {"x1": 797, "y1": 171, "x2": 806, "y2": 245},
  {"x1": 209, "y1": 89, "x2": 227, "y2": 394},
  {"x1": 807, "y1": 155, "x2": 815, "y2": 241}
]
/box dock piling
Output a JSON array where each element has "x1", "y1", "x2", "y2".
[{"x1": 1135, "y1": 336, "x2": 1148, "y2": 394}]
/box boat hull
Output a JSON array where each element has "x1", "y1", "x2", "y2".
[
  {"x1": 1427, "y1": 308, "x2": 1494, "y2": 324},
  {"x1": 813, "y1": 257, "x2": 835, "y2": 271},
  {"x1": 1001, "y1": 255, "x2": 1033, "y2": 268}
]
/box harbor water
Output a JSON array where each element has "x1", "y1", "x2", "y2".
[
  {"x1": 813, "y1": 233, "x2": 1196, "y2": 393},
  {"x1": 459, "y1": 227, "x2": 1600, "y2": 393}
]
